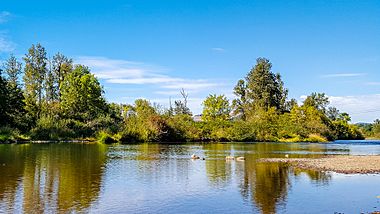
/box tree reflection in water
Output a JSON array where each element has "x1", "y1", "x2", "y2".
[
  {"x1": 0, "y1": 143, "x2": 334, "y2": 213},
  {"x1": 0, "y1": 143, "x2": 107, "y2": 213},
  {"x1": 203, "y1": 143, "x2": 332, "y2": 214}
]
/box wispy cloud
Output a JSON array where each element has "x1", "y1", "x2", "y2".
[
  {"x1": 366, "y1": 82, "x2": 380, "y2": 86},
  {"x1": 0, "y1": 12, "x2": 15, "y2": 53},
  {"x1": 321, "y1": 73, "x2": 366, "y2": 78},
  {"x1": 0, "y1": 11, "x2": 11, "y2": 23},
  {"x1": 76, "y1": 56, "x2": 222, "y2": 93},
  {"x1": 0, "y1": 33, "x2": 15, "y2": 52},
  {"x1": 300, "y1": 94, "x2": 380, "y2": 123},
  {"x1": 211, "y1": 47, "x2": 225, "y2": 52}
]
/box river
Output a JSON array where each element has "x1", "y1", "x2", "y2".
[{"x1": 0, "y1": 141, "x2": 380, "y2": 213}]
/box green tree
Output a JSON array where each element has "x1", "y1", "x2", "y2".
[
  {"x1": 202, "y1": 94, "x2": 231, "y2": 122},
  {"x1": 233, "y1": 58, "x2": 288, "y2": 118},
  {"x1": 326, "y1": 107, "x2": 340, "y2": 121},
  {"x1": 0, "y1": 69, "x2": 9, "y2": 126},
  {"x1": 134, "y1": 99, "x2": 156, "y2": 118},
  {"x1": 284, "y1": 98, "x2": 298, "y2": 112},
  {"x1": 23, "y1": 43, "x2": 48, "y2": 122},
  {"x1": 232, "y1": 79, "x2": 247, "y2": 118},
  {"x1": 3, "y1": 55, "x2": 22, "y2": 87},
  {"x1": 60, "y1": 65, "x2": 107, "y2": 121},
  {"x1": 246, "y1": 58, "x2": 288, "y2": 111},
  {"x1": 303, "y1": 93, "x2": 329, "y2": 113},
  {"x1": 338, "y1": 112, "x2": 351, "y2": 123},
  {"x1": 52, "y1": 53, "x2": 73, "y2": 101},
  {"x1": 372, "y1": 119, "x2": 380, "y2": 137},
  {"x1": 2, "y1": 56, "x2": 25, "y2": 129},
  {"x1": 45, "y1": 62, "x2": 56, "y2": 103}
]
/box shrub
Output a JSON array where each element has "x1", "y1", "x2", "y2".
[
  {"x1": 30, "y1": 116, "x2": 74, "y2": 140},
  {"x1": 304, "y1": 134, "x2": 328, "y2": 143},
  {"x1": 96, "y1": 130, "x2": 118, "y2": 144}
]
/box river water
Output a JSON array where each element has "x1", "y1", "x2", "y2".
[{"x1": 0, "y1": 142, "x2": 380, "y2": 213}]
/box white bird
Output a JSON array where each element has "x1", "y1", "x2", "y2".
[
  {"x1": 191, "y1": 154, "x2": 200, "y2": 159},
  {"x1": 225, "y1": 156, "x2": 235, "y2": 160},
  {"x1": 236, "y1": 157, "x2": 245, "y2": 161}
]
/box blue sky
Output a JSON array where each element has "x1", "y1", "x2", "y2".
[{"x1": 0, "y1": 0, "x2": 379, "y2": 122}]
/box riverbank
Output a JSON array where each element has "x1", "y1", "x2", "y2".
[{"x1": 259, "y1": 155, "x2": 380, "y2": 174}]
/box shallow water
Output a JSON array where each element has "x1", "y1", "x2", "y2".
[{"x1": 0, "y1": 142, "x2": 379, "y2": 213}]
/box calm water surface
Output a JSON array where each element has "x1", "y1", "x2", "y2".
[{"x1": 0, "y1": 142, "x2": 380, "y2": 214}]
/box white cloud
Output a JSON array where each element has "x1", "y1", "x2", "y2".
[
  {"x1": 76, "y1": 56, "x2": 163, "y2": 79},
  {"x1": 321, "y1": 73, "x2": 366, "y2": 78},
  {"x1": 161, "y1": 80, "x2": 219, "y2": 90},
  {"x1": 366, "y1": 82, "x2": 380, "y2": 86},
  {"x1": 0, "y1": 11, "x2": 15, "y2": 53},
  {"x1": 0, "y1": 11, "x2": 11, "y2": 23},
  {"x1": 107, "y1": 76, "x2": 182, "y2": 84},
  {"x1": 325, "y1": 94, "x2": 380, "y2": 123},
  {"x1": 0, "y1": 34, "x2": 15, "y2": 52},
  {"x1": 76, "y1": 56, "x2": 222, "y2": 94},
  {"x1": 211, "y1": 47, "x2": 225, "y2": 52}
]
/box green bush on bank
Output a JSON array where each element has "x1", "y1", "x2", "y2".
[
  {"x1": 0, "y1": 126, "x2": 29, "y2": 143},
  {"x1": 96, "y1": 130, "x2": 118, "y2": 144}
]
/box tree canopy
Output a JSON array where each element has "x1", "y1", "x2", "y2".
[{"x1": 0, "y1": 46, "x2": 367, "y2": 143}]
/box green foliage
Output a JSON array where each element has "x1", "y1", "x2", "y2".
[
  {"x1": 0, "y1": 48, "x2": 367, "y2": 143},
  {"x1": 202, "y1": 94, "x2": 230, "y2": 122},
  {"x1": 0, "y1": 70, "x2": 9, "y2": 126},
  {"x1": 232, "y1": 79, "x2": 247, "y2": 118},
  {"x1": 96, "y1": 130, "x2": 118, "y2": 144},
  {"x1": 23, "y1": 43, "x2": 48, "y2": 123},
  {"x1": 372, "y1": 120, "x2": 380, "y2": 138},
  {"x1": 303, "y1": 93, "x2": 329, "y2": 113},
  {"x1": 331, "y1": 121, "x2": 364, "y2": 140},
  {"x1": 244, "y1": 58, "x2": 288, "y2": 112},
  {"x1": 0, "y1": 126, "x2": 29, "y2": 142},
  {"x1": 30, "y1": 116, "x2": 75, "y2": 140},
  {"x1": 60, "y1": 65, "x2": 107, "y2": 121},
  {"x1": 2, "y1": 56, "x2": 26, "y2": 130}
]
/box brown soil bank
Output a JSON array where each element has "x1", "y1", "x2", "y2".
[{"x1": 259, "y1": 155, "x2": 380, "y2": 174}]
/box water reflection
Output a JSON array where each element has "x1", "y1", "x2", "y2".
[
  {"x1": 0, "y1": 142, "x2": 376, "y2": 213},
  {"x1": 202, "y1": 143, "x2": 332, "y2": 213},
  {"x1": 0, "y1": 144, "x2": 107, "y2": 213}
]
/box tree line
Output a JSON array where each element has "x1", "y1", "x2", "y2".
[{"x1": 0, "y1": 44, "x2": 375, "y2": 143}]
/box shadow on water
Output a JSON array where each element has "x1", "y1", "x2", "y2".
[{"x1": 0, "y1": 143, "x2": 107, "y2": 213}]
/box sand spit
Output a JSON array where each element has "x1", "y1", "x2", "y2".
[{"x1": 259, "y1": 155, "x2": 380, "y2": 174}]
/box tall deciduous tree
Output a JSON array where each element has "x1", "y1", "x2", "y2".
[
  {"x1": 23, "y1": 43, "x2": 48, "y2": 122},
  {"x1": 45, "y1": 53, "x2": 73, "y2": 103},
  {"x1": 202, "y1": 94, "x2": 230, "y2": 122},
  {"x1": 52, "y1": 53, "x2": 73, "y2": 101},
  {"x1": 60, "y1": 65, "x2": 107, "y2": 121}
]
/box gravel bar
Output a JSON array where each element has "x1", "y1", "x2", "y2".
[{"x1": 258, "y1": 156, "x2": 380, "y2": 174}]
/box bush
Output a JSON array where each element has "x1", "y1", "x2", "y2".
[
  {"x1": 118, "y1": 130, "x2": 143, "y2": 143},
  {"x1": 0, "y1": 126, "x2": 29, "y2": 143},
  {"x1": 304, "y1": 134, "x2": 328, "y2": 143},
  {"x1": 30, "y1": 116, "x2": 75, "y2": 140},
  {"x1": 96, "y1": 130, "x2": 118, "y2": 144}
]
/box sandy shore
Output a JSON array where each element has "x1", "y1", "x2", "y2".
[{"x1": 259, "y1": 155, "x2": 380, "y2": 174}]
